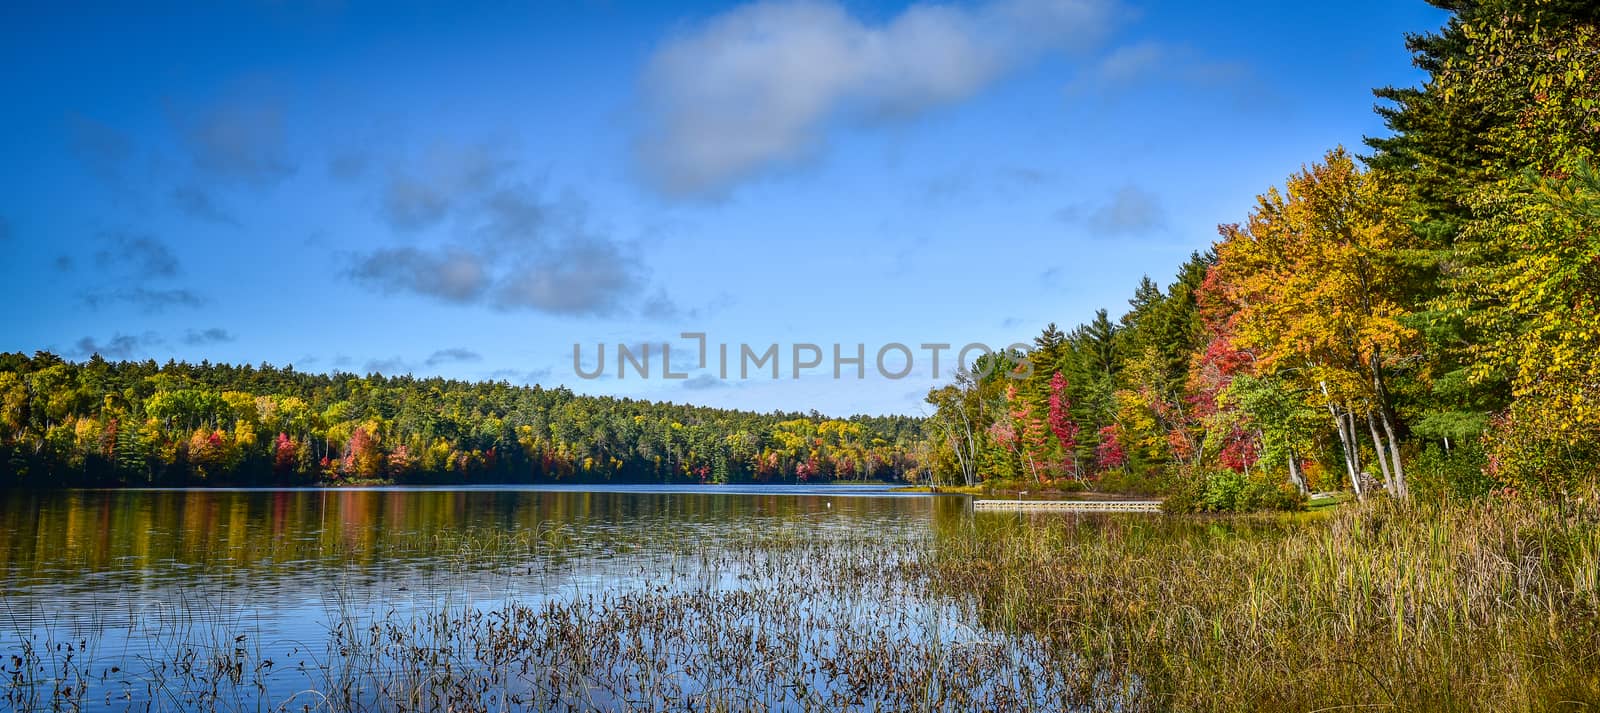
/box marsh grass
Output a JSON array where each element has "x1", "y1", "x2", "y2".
[
  {"x1": 931, "y1": 494, "x2": 1600, "y2": 711},
  {"x1": 4, "y1": 496, "x2": 1597, "y2": 711},
  {"x1": 2, "y1": 524, "x2": 1112, "y2": 712}
]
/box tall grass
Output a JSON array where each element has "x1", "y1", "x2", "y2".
[
  {"x1": 5, "y1": 495, "x2": 1597, "y2": 711},
  {"x1": 2, "y1": 527, "x2": 1100, "y2": 712},
  {"x1": 931, "y1": 494, "x2": 1600, "y2": 711}
]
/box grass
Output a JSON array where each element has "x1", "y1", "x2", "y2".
[
  {"x1": 5, "y1": 492, "x2": 1596, "y2": 711},
  {"x1": 888, "y1": 484, "x2": 988, "y2": 495},
  {"x1": 1307, "y1": 491, "x2": 1357, "y2": 511},
  {"x1": 930, "y1": 493, "x2": 1600, "y2": 711},
  {"x1": 890, "y1": 481, "x2": 1112, "y2": 498},
  {"x1": 1, "y1": 529, "x2": 1101, "y2": 712}
]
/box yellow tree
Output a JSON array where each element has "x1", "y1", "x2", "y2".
[
  {"x1": 1214, "y1": 148, "x2": 1418, "y2": 498},
  {"x1": 1468, "y1": 161, "x2": 1600, "y2": 493}
]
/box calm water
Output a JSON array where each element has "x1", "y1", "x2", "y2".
[
  {"x1": 0, "y1": 484, "x2": 955, "y2": 626},
  {"x1": 0, "y1": 485, "x2": 1014, "y2": 711}
]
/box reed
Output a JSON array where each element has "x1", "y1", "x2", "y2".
[
  {"x1": 930, "y1": 493, "x2": 1600, "y2": 711},
  {"x1": 4, "y1": 495, "x2": 1596, "y2": 711},
  {"x1": 3, "y1": 527, "x2": 1100, "y2": 711}
]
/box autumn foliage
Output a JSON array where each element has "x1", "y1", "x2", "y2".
[{"x1": 923, "y1": 1, "x2": 1600, "y2": 507}]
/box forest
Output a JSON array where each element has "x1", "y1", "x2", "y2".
[
  {"x1": 4, "y1": 1, "x2": 1598, "y2": 502},
  {"x1": 0, "y1": 352, "x2": 925, "y2": 486},
  {"x1": 923, "y1": 0, "x2": 1600, "y2": 510}
]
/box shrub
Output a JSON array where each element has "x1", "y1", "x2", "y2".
[
  {"x1": 1410, "y1": 441, "x2": 1496, "y2": 503},
  {"x1": 1164, "y1": 468, "x2": 1305, "y2": 513},
  {"x1": 1095, "y1": 468, "x2": 1164, "y2": 496},
  {"x1": 1484, "y1": 407, "x2": 1600, "y2": 499}
]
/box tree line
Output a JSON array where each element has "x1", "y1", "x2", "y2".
[
  {"x1": 923, "y1": 0, "x2": 1600, "y2": 510},
  {"x1": 0, "y1": 352, "x2": 925, "y2": 486},
  {"x1": 6, "y1": 1, "x2": 1595, "y2": 501}
]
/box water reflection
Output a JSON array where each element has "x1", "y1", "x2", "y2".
[
  {"x1": 0, "y1": 487, "x2": 977, "y2": 705},
  {"x1": 1, "y1": 486, "x2": 950, "y2": 592}
]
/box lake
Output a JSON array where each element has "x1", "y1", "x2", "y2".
[{"x1": 0, "y1": 485, "x2": 1094, "y2": 712}]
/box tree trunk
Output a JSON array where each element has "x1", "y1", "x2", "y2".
[
  {"x1": 945, "y1": 428, "x2": 971, "y2": 488},
  {"x1": 1367, "y1": 410, "x2": 1395, "y2": 494},
  {"x1": 1381, "y1": 410, "x2": 1408, "y2": 499},
  {"x1": 1287, "y1": 448, "x2": 1308, "y2": 494},
  {"x1": 1321, "y1": 381, "x2": 1363, "y2": 500},
  {"x1": 947, "y1": 409, "x2": 972, "y2": 485},
  {"x1": 945, "y1": 421, "x2": 975, "y2": 489},
  {"x1": 1367, "y1": 350, "x2": 1408, "y2": 500},
  {"x1": 1024, "y1": 450, "x2": 1042, "y2": 484},
  {"x1": 1344, "y1": 411, "x2": 1362, "y2": 475}
]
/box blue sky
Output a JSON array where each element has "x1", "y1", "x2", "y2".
[{"x1": 0, "y1": 0, "x2": 1449, "y2": 416}]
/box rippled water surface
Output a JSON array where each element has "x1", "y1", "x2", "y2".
[
  {"x1": 0, "y1": 484, "x2": 942, "y2": 626},
  {"x1": 1, "y1": 485, "x2": 1087, "y2": 711}
]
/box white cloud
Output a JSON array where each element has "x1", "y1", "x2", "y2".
[
  {"x1": 1087, "y1": 185, "x2": 1165, "y2": 235},
  {"x1": 637, "y1": 0, "x2": 1118, "y2": 197},
  {"x1": 1068, "y1": 40, "x2": 1249, "y2": 95},
  {"x1": 1085, "y1": 40, "x2": 1167, "y2": 84},
  {"x1": 179, "y1": 98, "x2": 297, "y2": 187},
  {"x1": 349, "y1": 143, "x2": 664, "y2": 318},
  {"x1": 74, "y1": 332, "x2": 162, "y2": 359}
]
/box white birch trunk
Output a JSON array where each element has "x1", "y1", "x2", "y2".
[
  {"x1": 1321, "y1": 381, "x2": 1363, "y2": 500},
  {"x1": 1381, "y1": 410, "x2": 1408, "y2": 499},
  {"x1": 1367, "y1": 410, "x2": 1395, "y2": 494},
  {"x1": 1287, "y1": 449, "x2": 1308, "y2": 494}
]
